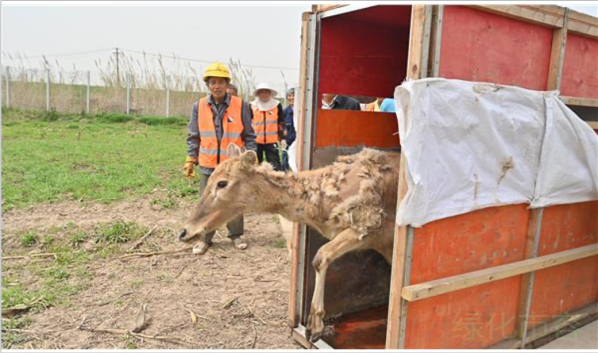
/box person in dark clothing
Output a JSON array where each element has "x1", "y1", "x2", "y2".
[
  {"x1": 250, "y1": 82, "x2": 284, "y2": 171},
  {"x1": 281, "y1": 88, "x2": 297, "y2": 171},
  {"x1": 322, "y1": 93, "x2": 362, "y2": 111}
]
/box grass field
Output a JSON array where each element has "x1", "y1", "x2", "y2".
[
  {"x1": 1, "y1": 107, "x2": 295, "y2": 349},
  {"x1": 1, "y1": 107, "x2": 196, "y2": 346},
  {"x1": 1, "y1": 107, "x2": 198, "y2": 212}
]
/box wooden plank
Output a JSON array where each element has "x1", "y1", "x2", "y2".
[
  {"x1": 560, "y1": 96, "x2": 598, "y2": 108},
  {"x1": 430, "y1": 5, "x2": 444, "y2": 77},
  {"x1": 470, "y1": 4, "x2": 598, "y2": 38},
  {"x1": 469, "y1": 5, "x2": 564, "y2": 28},
  {"x1": 385, "y1": 6, "x2": 430, "y2": 348},
  {"x1": 492, "y1": 302, "x2": 598, "y2": 349},
  {"x1": 567, "y1": 9, "x2": 598, "y2": 38},
  {"x1": 547, "y1": 8, "x2": 569, "y2": 91},
  {"x1": 312, "y1": 4, "x2": 346, "y2": 14},
  {"x1": 514, "y1": 208, "x2": 543, "y2": 343},
  {"x1": 288, "y1": 11, "x2": 311, "y2": 329},
  {"x1": 385, "y1": 155, "x2": 410, "y2": 349},
  {"x1": 401, "y1": 243, "x2": 598, "y2": 302}
]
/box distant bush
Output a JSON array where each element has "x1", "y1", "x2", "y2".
[
  {"x1": 138, "y1": 116, "x2": 187, "y2": 126},
  {"x1": 95, "y1": 113, "x2": 134, "y2": 123}
]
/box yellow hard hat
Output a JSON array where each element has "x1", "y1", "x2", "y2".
[{"x1": 203, "y1": 62, "x2": 231, "y2": 81}]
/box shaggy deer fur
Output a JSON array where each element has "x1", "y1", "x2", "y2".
[{"x1": 178, "y1": 146, "x2": 400, "y2": 342}]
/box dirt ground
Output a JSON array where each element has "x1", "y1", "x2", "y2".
[{"x1": 1, "y1": 195, "x2": 303, "y2": 349}]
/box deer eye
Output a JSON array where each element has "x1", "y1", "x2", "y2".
[{"x1": 217, "y1": 181, "x2": 228, "y2": 189}]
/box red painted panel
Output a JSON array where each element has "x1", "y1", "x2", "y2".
[
  {"x1": 319, "y1": 5, "x2": 411, "y2": 98},
  {"x1": 439, "y1": 6, "x2": 553, "y2": 90},
  {"x1": 528, "y1": 201, "x2": 598, "y2": 328},
  {"x1": 405, "y1": 204, "x2": 530, "y2": 348},
  {"x1": 561, "y1": 34, "x2": 598, "y2": 99},
  {"x1": 332, "y1": 306, "x2": 387, "y2": 349},
  {"x1": 315, "y1": 109, "x2": 400, "y2": 148}
]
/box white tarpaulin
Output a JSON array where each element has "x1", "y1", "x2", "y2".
[{"x1": 394, "y1": 78, "x2": 598, "y2": 227}]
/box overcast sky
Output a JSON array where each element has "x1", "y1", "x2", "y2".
[{"x1": 2, "y1": 2, "x2": 596, "y2": 93}]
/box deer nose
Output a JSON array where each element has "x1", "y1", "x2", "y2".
[{"x1": 178, "y1": 228, "x2": 188, "y2": 240}]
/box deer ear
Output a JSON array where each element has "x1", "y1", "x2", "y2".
[
  {"x1": 240, "y1": 151, "x2": 258, "y2": 169},
  {"x1": 227, "y1": 143, "x2": 242, "y2": 158}
]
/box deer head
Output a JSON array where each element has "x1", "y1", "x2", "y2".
[{"x1": 177, "y1": 145, "x2": 259, "y2": 242}]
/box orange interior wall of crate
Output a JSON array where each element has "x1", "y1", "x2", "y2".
[
  {"x1": 439, "y1": 6, "x2": 553, "y2": 91},
  {"x1": 314, "y1": 109, "x2": 400, "y2": 148}
]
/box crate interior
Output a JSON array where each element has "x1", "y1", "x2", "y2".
[{"x1": 300, "y1": 5, "x2": 411, "y2": 349}]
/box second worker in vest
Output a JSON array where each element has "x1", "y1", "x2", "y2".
[
  {"x1": 250, "y1": 83, "x2": 285, "y2": 171},
  {"x1": 183, "y1": 62, "x2": 257, "y2": 255}
]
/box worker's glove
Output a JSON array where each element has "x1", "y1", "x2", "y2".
[
  {"x1": 183, "y1": 156, "x2": 197, "y2": 178},
  {"x1": 281, "y1": 140, "x2": 288, "y2": 150}
]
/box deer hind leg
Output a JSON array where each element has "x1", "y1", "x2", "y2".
[{"x1": 306, "y1": 228, "x2": 364, "y2": 342}]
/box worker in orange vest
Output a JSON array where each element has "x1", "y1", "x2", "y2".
[
  {"x1": 183, "y1": 62, "x2": 257, "y2": 255},
  {"x1": 250, "y1": 83, "x2": 285, "y2": 171}
]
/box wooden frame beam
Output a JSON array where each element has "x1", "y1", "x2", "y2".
[
  {"x1": 514, "y1": 208, "x2": 543, "y2": 344},
  {"x1": 547, "y1": 8, "x2": 569, "y2": 91},
  {"x1": 312, "y1": 4, "x2": 346, "y2": 14},
  {"x1": 560, "y1": 96, "x2": 598, "y2": 108},
  {"x1": 401, "y1": 243, "x2": 598, "y2": 302},
  {"x1": 385, "y1": 4, "x2": 431, "y2": 349},
  {"x1": 289, "y1": 11, "x2": 316, "y2": 329},
  {"x1": 469, "y1": 5, "x2": 565, "y2": 28}
]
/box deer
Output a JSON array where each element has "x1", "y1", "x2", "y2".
[{"x1": 177, "y1": 145, "x2": 400, "y2": 342}]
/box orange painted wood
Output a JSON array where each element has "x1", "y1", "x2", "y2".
[
  {"x1": 439, "y1": 6, "x2": 553, "y2": 91},
  {"x1": 404, "y1": 204, "x2": 530, "y2": 348},
  {"x1": 528, "y1": 201, "x2": 598, "y2": 328},
  {"x1": 560, "y1": 34, "x2": 598, "y2": 99},
  {"x1": 314, "y1": 109, "x2": 400, "y2": 149},
  {"x1": 333, "y1": 305, "x2": 388, "y2": 349}
]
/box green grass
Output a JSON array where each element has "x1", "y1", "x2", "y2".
[
  {"x1": 272, "y1": 237, "x2": 287, "y2": 249},
  {"x1": 1, "y1": 107, "x2": 197, "y2": 211},
  {"x1": 94, "y1": 220, "x2": 148, "y2": 244},
  {"x1": 19, "y1": 231, "x2": 38, "y2": 247},
  {"x1": 1, "y1": 219, "x2": 153, "y2": 335}
]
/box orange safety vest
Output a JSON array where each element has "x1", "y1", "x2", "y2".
[
  {"x1": 251, "y1": 104, "x2": 280, "y2": 144},
  {"x1": 198, "y1": 96, "x2": 245, "y2": 168}
]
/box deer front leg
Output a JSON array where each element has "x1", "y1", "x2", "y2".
[{"x1": 306, "y1": 228, "x2": 363, "y2": 342}]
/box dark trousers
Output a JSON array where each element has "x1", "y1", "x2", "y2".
[
  {"x1": 257, "y1": 143, "x2": 282, "y2": 171},
  {"x1": 199, "y1": 172, "x2": 244, "y2": 244},
  {"x1": 281, "y1": 148, "x2": 290, "y2": 171}
]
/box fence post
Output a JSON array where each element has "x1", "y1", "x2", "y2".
[
  {"x1": 166, "y1": 87, "x2": 170, "y2": 117},
  {"x1": 126, "y1": 73, "x2": 131, "y2": 116},
  {"x1": 46, "y1": 69, "x2": 51, "y2": 111},
  {"x1": 86, "y1": 70, "x2": 91, "y2": 114},
  {"x1": 5, "y1": 66, "x2": 10, "y2": 108}
]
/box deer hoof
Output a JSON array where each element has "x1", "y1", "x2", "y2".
[
  {"x1": 306, "y1": 309, "x2": 325, "y2": 343},
  {"x1": 192, "y1": 241, "x2": 211, "y2": 255}
]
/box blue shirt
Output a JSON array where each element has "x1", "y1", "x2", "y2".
[{"x1": 379, "y1": 98, "x2": 396, "y2": 113}]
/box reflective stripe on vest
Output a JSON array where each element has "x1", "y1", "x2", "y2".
[
  {"x1": 251, "y1": 104, "x2": 280, "y2": 144},
  {"x1": 198, "y1": 96, "x2": 245, "y2": 168}
]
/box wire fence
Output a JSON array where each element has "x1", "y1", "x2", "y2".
[
  {"x1": 1, "y1": 66, "x2": 211, "y2": 117},
  {"x1": 1, "y1": 67, "x2": 292, "y2": 118}
]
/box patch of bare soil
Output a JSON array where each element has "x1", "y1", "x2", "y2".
[{"x1": 1, "y1": 196, "x2": 301, "y2": 349}]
